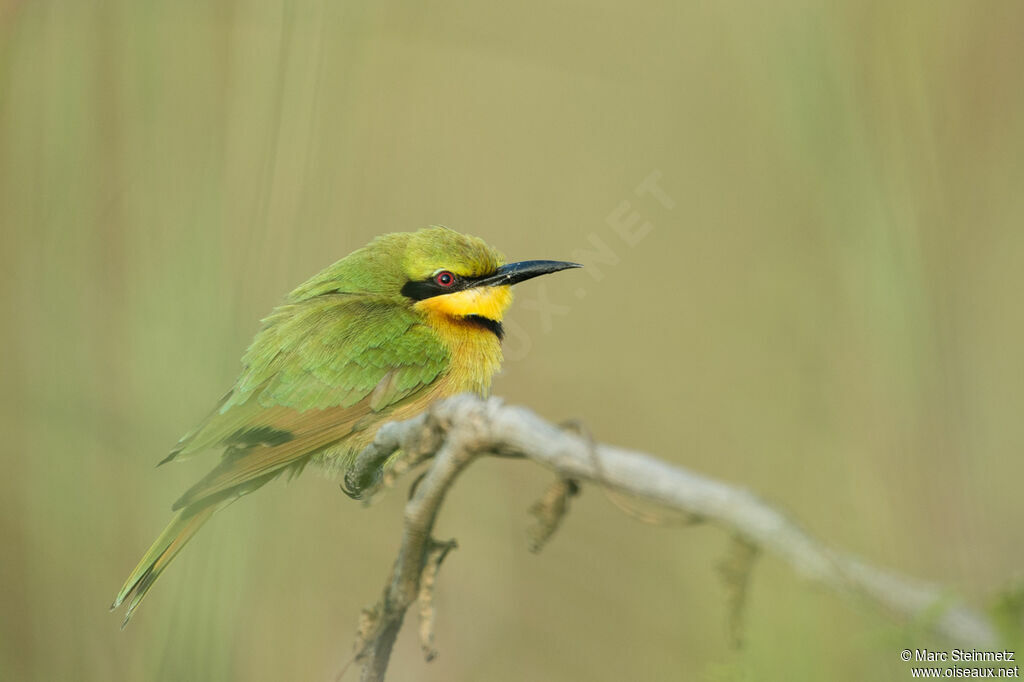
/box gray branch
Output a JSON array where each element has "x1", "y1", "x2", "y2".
[{"x1": 343, "y1": 394, "x2": 998, "y2": 680}]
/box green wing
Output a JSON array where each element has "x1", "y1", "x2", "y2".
[
  {"x1": 115, "y1": 295, "x2": 449, "y2": 622},
  {"x1": 239, "y1": 296, "x2": 448, "y2": 411},
  {"x1": 163, "y1": 294, "x2": 449, "y2": 508}
]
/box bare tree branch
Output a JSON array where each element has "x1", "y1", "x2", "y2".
[{"x1": 343, "y1": 394, "x2": 998, "y2": 680}]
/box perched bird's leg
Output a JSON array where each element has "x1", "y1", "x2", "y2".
[
  {"x1": 341, "y1": 443, "x2": 397, "y2": 500},
  {"x1": 343, "y1": 409, "x2": 449, "y2": 500},
  {"x1": 381, "y1": 410, "x2": 450, "y2": 495}
]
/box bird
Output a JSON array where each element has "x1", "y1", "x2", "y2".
[{"x1": 111, "y1": 226, "x2": 580, "y2": 626}]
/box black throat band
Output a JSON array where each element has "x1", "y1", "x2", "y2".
[{"x1": 465, "y1": 315, "x2": 504, "y2": 340}]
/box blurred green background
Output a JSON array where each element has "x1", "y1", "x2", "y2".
[{"x1": 3, "y1": 1, "x2": 1023, "y2": 680}]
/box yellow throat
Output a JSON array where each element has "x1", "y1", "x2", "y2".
[{"x1": 413, "y1": 286, "x2": 513, "y2": 395}]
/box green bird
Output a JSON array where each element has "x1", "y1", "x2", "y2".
[{"x1": 112, "y1": 227, "x2": 579, "y2": 625}]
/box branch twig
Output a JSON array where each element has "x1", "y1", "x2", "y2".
[{"x1": 343, "y1": 394, "x2": 999, "y2": 680}]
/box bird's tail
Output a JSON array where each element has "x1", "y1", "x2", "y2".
[{"x1": 110, "y1": 503, "x2": 219, "y2": 627}]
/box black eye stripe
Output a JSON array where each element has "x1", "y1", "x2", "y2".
[
  {"x1": 401, "y1": 274, "x2": 469, "y2": 301},
  {"x1": 401, "y1": 280, "x2": 441, "y2": 300}
]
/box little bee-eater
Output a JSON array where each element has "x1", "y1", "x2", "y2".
[{"x1": 112, "y1": 227, "x2": 579, "y2": 625}]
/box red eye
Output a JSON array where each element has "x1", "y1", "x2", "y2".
[{"x1": 435, "y1": 271, "x2": 456, "y2": 287}]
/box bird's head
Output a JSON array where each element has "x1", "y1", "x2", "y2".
[
  {"x1": 289, "y1": 227, "x2": 580, "y2": 338},
  {"x1": 398, "y1": 228, "x2": 579, "y2": 337}
]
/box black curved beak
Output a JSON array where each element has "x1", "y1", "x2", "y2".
[{"x1": 470, "y1": 260, "x2": 582, "y2": 288}]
